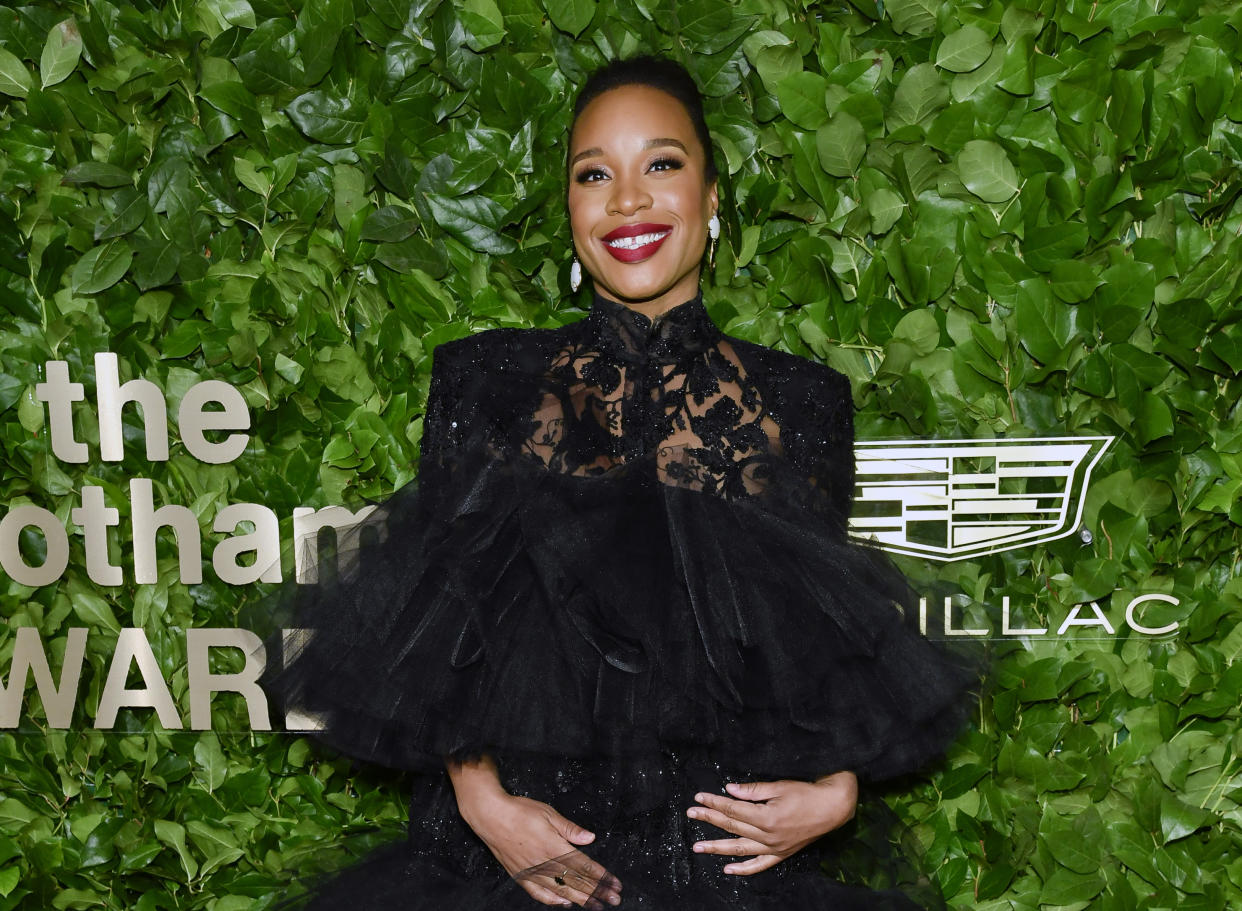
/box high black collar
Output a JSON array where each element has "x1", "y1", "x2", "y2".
[{"x1": 584, "y1": 289, "x2": 721, "y2": 365}]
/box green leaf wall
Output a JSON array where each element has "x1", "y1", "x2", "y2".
[{"x1": 2, "y1": 0, "x2": 1241, "y2": 908}]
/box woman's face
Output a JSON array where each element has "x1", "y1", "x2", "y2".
[{"x1": 568, "y1": 84, "x2": 718, "y2": 312}]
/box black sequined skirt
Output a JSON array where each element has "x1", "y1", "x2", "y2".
[{"x1": 276, "y1": 747, "x2": 943, "y2": 910}]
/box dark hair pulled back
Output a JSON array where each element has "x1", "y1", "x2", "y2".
[{"x1": 569, "y1": 55, "x2": 719, "y2": 184}]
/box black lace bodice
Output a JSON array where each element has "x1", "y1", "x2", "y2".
[{"x1": 420, "y1": 290, "x2": 856, "y2": 522}]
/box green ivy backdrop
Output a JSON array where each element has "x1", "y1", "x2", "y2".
[{"x1": 2, "y1": 0, "x2": 1242, "y2": 907}]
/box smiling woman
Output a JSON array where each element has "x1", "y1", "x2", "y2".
[
  {"x1": 259, "y1": 54, "x2": 977, "y2": 911},
  {"x1": 566, "y1": 82, "x2": 717, "y2": 311}
]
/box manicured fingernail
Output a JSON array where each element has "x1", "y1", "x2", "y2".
[{"x1": 693, "y1": 843, "x2": 704, "y2": 852}]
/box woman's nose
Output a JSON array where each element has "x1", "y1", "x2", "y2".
[{"x1": 608, "y1": 173, "x2": 651, "y2": 216}]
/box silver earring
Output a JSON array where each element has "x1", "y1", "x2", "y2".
[
  {"x1": 708, "y1": 214, "x2": 720, "y2": 268},
  {"x1": 570, "y1": 257, "x2": 582, "y2": 292}
]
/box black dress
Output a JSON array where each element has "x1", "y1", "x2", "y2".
[{"x1": 257, "y1": 289, "x2": 978, "y2": 910}]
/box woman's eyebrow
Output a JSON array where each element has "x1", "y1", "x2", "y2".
[
  {"x1": 643, "y1": 137, "x2": 687, "y2": 152},
  {"x1": 570, "y1": 147, "x2": 603, "y2": 166},
  {"x1": 570, "y1": 137, "x2": 689, "y2": 167}
]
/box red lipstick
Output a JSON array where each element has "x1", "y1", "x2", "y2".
[{"x1": 600, "y1": 222, "x2": 673, "y2": 263}]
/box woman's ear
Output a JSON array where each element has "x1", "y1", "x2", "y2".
[{"x1": 708, "y1": 180, "x2": 719, "y2": 218}]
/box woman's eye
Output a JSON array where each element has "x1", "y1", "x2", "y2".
[
  {"x1": 649, "y1": 157, "x2": 685, "y2": 173},
  {"x1": 575, "y1": 167, "x2": 608, "y2": 184}
]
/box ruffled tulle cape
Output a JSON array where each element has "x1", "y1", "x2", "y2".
[
  {"x1": 252, "y1": 420, "x2": 978, "y2": 910},
  {"x1": 258, "y1": 428, "x2": 974, "y2": 780}
]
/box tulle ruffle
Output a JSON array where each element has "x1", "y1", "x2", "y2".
[{"x1": 254, "y1": 423, "x2": 977, "y2": 785}]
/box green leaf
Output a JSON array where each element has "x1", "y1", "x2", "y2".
[
  {"x1": 816, "y1": 113, "x2": 866, "y2": 177},
  {"x1": 295, "y1": 0, "x2": 350, "y2": 85},
  {"x1": 374, "y1": 237, "x2": 449, "y2": 277},
  {"x1": 193, "y1": 736, "x2": 228, "y2": 792},
  {"x1": 333, "y1": 163, "x2": 366, "y2": 230},
  {"x1": 957, "y1": 139, "x2": 1020, "y2": 203},
  {"x1": 935, "y1": 26, "x2": 992, "y2": 73},
  {"x1": 69, "y1": 589, "x2": 121, "y2": 633},
  {"x1": 677, "y1": 0, "x2": 751, "y2": 54},
  {"x1": 286, "y1": 91, "x2": 365, "y2": 144},
  {"x1": 1013, "y1": 279, "x2": 1073, "y2": 365},
  {"x1": 52, "y1": 889, "x2": 104, "y2": 910},
  {"x1": 751, "y1": 42, "x2": 801, "y2": 95},
  {"x1": 153, "y1": 820, "x2": 198, "y2": 882},
  {"x1": 234, "y1": 157, "x2": 271, "y2": 196},
  {"x1": 544, "y1": 0, "x2": 596, "y2": 37},
  {"x1": 185, "y1": 820, "x2": 243, "y2": 878},
  {"x1": 1136, "y1": 392, "x2": 1173, "y2": 445},
  {"x1": 460, "y1": 0, "x2": 505, "y2": 52},
  {"x1": 362, "y1": 206, "x2": 420, "y2": 243},
  {"x1": 40, "y1": 19, "x2": 82, "y2": 88},
  {"x1": 1049, "y1": 260, "x2": 1099, "y2": 303},
  {"x1": 891, "y1": 308, "x2": 939, "y2": 355},
  {"x1": 1040, "y1": 869, "x2": 1105, "y2": 904},
  {"x1": 0, "y1": 865, "x2": 18, "y2": 897},
  {"x1": 70, "y1": 241, "x2": 133, "y2": 295},
  {"x1": 1022, "y1": 223, "x2": 1088, "y2": 273},
  {"x1": 867, "y1": 188, "x2": 905, "y2": 234},
  {"x1": 0, "y1": 46, "x2": 33, "y2": 97},
  {"x1": 275, "y1": 353, "x2": 304, "y2": 384},
  {"x1": 63, "y1": 161, "x2": 133, "y2": 188},
  {"x1": 95, "y1": 189, "x2": 147, "y2": 241},
  {"x1": 887, "y1": 63, "x2": 949, "y2": 129},
  {"x1": 1045, "y1": 819, "x2": 1101, "y2": 874},
  {"x1": 203, "y1": 0, "x2": 256, "y2": 28},
  {"x1": 1159, "y1": 793, "x2": 1214, "y2": 844},
  {"x1": 775, "y1": 71, "x2": 829, "y2": 130},
  {"x1": 884, "y1": 0, "x2": 938, "y2": 35},
  {"x1": 425, "y1": 193, "x2": 515, "y2": 255},
  {"x1": 132, "y1": 237, "x2": 181, "y2": 291}
]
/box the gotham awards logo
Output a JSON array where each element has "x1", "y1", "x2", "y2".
[
  {"x1": 0, "y1": 352, "x2": 366, "y2": 732},
  {"x1": 848, "y1": 436, "x2": 1112, "y2": 561}
]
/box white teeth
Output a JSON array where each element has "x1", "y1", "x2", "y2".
[{"x1": 605, "y1": 230, "x2": 671, "y2": 250}]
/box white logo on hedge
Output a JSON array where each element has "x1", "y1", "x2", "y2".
[{"x1": 848, "y1": 437, "x2": 1113, "y2": 561}]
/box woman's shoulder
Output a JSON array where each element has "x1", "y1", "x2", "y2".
[
  {"x1": 721, "y1": 333, "x2": 853, "y2": 405},
  {"x1": 429, "y1": 323, "x2": 576, "y2": 369}
]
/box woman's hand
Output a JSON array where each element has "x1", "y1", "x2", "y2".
[
  {"x1": 685, "y1": 770, "x2": 859, "y2": 876},
  {"x1": 448, "y1": 757, "x2": 622, "y2": 908}
]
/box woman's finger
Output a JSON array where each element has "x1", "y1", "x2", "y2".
[
  {"x1": 532, "y1": 872, "x2": 595, "y2": 908},
  {"x1": 691, "y1": 791, "x2": 770, "y2": 830},
  {"x1": 547, "y1": 849, "x2": 622, "y2": 895},
  {"x1": 517, "y1": 859, "x2": 617, "y2": 907},
  {"x1": 724, "y1": 780, "x2": 788, "y2": 802},
  {"x1": 723, "y1": 854, "x2": 783, "y2": 876},
  {"x1": 692, "y1": 835, "x2": 768, "y2": 856},
  {"x1": 575, "y1": 855, "x2": 622, "y2": 893},
  {"x1": 686, "y1": 803, "x2": 768, "y2": 841},
  {"x1": 562, "y1": 867, "x2": 621, "y2": 907},
  {"x1": 521, "y1": 880, "x2": 574, "y2": 907},
  {"x1": 537, "y1": 847, "x2": 622, "y2": 905}
]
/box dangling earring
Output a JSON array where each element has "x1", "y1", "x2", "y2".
[
  {"x1": 707, "y1": 214, "x2": 720, "y2": 270},
  {"x1": 570, "y1": 257, "x2": 582, "y2": 292}
]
